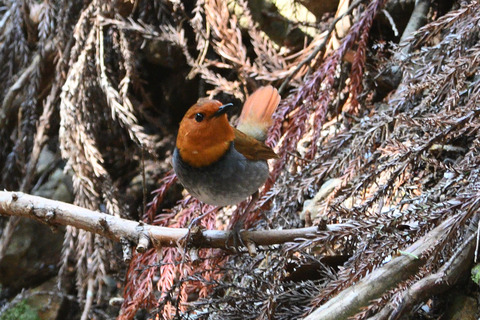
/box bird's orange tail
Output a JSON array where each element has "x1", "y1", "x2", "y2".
[{"x1": 236, "y1": 85, "x2": 280, "y2": 141}]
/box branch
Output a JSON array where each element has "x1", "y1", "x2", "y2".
[
  {"x1": 303, "y1": 212, "x2": 464, "y2": 320},
  {"x1": 374, "y1": 0, "x2": 431, "y2": 98},
  {"x1": 0, "y1": 42, "x2": 54, "y2": 126},
  {"x1": 0, "y1": 54, "x2": 40, "y2": 125},
  {"x1": 0, "y1": 191, "x2": 343, "y2": 251},
  {"x1": 370, "y1": 215, "x2": 479, "y2": 320},
  {"x1": 398, "y1": 0, "x2": 430, "y2": 49},
  {"x1": 278, "y1": 0, "x2": 363, "y2": 95}
]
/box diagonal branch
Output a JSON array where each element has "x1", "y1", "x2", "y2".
[
  {"x1": 370, "y1": 212, "x2": 479, "y2": 320},
  {"x1": 303, "y1": 211, "x2": 474, "y2": 320},
  {"x1": 278, "y1": 0, "x2": 363, "y2": 94}
]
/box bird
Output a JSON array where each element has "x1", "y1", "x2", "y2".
[{"x1": 172, "y1": 86, "x2": 280, "y2": 211}]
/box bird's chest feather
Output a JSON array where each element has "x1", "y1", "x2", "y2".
[{"x1": 172, "y1": 144, "x2": 269, "y2": 206}]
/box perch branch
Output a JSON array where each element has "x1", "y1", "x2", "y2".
[
  {"x1": 304, "y1": 212, "x2": 464, "y2": 320},
  {"x1": 0, "y1": 191, "x2": 343, "y2": 250}
]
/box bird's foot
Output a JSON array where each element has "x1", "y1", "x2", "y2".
[
  {"x1": 225, "y1": 221, "x2": 246, "y2": 252},
  {"x1": 225, "y1": 224, "x2": 257, "y2": 256},
  {"x1": 181, "y1": 206, "x2": 219, "y2": 249},
  {"x1": 224, "y1": 191, "x2": 260, "y2": 253}
]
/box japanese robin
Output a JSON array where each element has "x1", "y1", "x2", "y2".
[{"x1": 172, "y1": 86, "x2": 280, "y2": 207}]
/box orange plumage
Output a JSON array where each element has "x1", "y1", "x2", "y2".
[
  {"x1": 176, "y1": 99, "x2": 235, "y2": 168},
  {"x1": 172, "y1": 86, "x2": 280, "y2": 206}
]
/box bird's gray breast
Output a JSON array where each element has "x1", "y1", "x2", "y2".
[{"x1": 172, "y1": 144, "x2": 269, "y2": 206}]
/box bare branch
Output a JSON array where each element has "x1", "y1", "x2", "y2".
[
  {"x1": 0, "y1": 191, "x2": 345, "y2": 250},
  {"x1": 370, "y1": 215, "x2": 479, "y2": 320}
]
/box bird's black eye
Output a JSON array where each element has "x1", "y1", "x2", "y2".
[{"x1": 195, "y1": 113, "x2": 204, "y2": 122}]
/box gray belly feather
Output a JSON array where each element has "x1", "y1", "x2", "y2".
[{"x1": 172, "y1": 145, "x2": 269, "y2": 206}]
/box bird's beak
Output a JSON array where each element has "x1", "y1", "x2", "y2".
[{"x1": 212, "y1": 103, "x2": 233, "y2": 118}]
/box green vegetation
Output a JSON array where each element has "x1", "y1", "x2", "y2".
[{"x1": 0, "y1": 301, "x2": 40, "y2": 320}]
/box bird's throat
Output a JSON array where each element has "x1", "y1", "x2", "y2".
[{"x1": 178, "y1": 141, "x2": 232, "y2": 168}]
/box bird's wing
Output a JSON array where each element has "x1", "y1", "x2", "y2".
[{"x1": 233, "y1": 128, "x2": 278, "y2": 161}]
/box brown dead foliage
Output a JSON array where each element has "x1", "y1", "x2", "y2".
[{"x1": 1, "y1": 0, "x2": 479, "y2": 319}]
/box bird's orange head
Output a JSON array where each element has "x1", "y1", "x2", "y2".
[{"x1": 176, "y1": 99, "x2": 235, "y2": 168}]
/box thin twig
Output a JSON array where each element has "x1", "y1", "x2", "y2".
[{"x1": 80, "y1": 278, "x2": 95, "y2": 320}]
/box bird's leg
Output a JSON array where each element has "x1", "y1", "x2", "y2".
[
  {"x1": 188, "y1": 205, "x2": 219, "y2": 228},
  {"x1": 243, "y1": 190, "x2": 260, "y2": 223},
  {"x1": 227, "y1": 191, "x2": 259, "y2": 251},
  {"x1": 182, "y1": 206, "x2": 219, "y2": 249}
]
